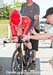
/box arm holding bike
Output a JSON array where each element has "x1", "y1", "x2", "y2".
[{"x1": 22, "y1": 30, "x2": 53, "y2": 41}]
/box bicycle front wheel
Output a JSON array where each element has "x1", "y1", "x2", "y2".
[{"x1": 10, "y1": 47, "x2": 23, "y2": 75}]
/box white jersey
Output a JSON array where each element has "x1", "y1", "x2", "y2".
[{"x1": 47, "y1": 25, "x2": 53, "y2": 34}]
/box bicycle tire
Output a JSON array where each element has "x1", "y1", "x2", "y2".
[
  {"x1": 10, "y1": 47, "x2": 24, "y2": 75},
  {"x1": 10, "y1": 45, "x2": 33, "y2": 75}
]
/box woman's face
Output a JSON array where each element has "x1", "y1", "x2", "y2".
[{"x1": 47, "y1": 14, "x2": 53, "y2": 25}]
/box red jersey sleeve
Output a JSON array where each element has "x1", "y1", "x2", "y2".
[{"x1": 21, "y1": 16, "x2": 32, "y2": 35}]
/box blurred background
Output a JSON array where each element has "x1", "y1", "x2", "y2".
[
  {"x1": 0, "y1": 1, "x2": 53, "y2": 75},
  {"x1": 0, "y1": 0, "x2": 53, "y2": 38}
]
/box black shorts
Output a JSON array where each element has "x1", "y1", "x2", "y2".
[{"x1": 30, "y1": 29, "x2": 39, "y2": 51}]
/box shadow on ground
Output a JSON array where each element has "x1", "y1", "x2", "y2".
[{"x1": 0, "y1": 57, "x2": 40, "y2": 75}]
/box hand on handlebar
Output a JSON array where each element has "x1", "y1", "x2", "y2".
[{"x1": 22, "y1": 35, "x2": 30, "y2": 42}]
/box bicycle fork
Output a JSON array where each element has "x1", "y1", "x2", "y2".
[{"x1": 20, "y1": 43, "x2": 25, "y2": 75}]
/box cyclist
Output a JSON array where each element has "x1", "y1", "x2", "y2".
[
  {"x1": 10, "y1": 9, "x2": 32, "y2": 49},
  {"x1": 8, "y1": 9, "x2": 36, "y2": 71}
]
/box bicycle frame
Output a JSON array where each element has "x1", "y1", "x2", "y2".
[{"x1": 3, "y1": 37, "x2": 31, "y2": 75}]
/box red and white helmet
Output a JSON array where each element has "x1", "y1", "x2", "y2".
[{"x1": 10, "y1": 10, "x2": 20, "y2": 26}]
